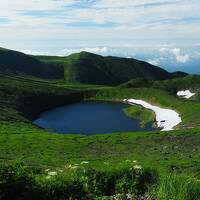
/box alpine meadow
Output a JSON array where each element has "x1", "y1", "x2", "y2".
[{"x1": 0, "y1": 1, "x2": 200, "y2": 200}]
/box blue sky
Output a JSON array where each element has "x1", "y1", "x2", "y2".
[{"x1": 0, "y1": 0, "x2": 200, "y2": 73}]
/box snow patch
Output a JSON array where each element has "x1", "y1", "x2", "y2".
[
  {"x1": 177, "y1": 90, "x2": 195, "y2": 99},
  {"x1": 124, "y1": 99, "x2": 182, "y2": 131}
]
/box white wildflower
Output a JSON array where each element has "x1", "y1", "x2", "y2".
[
  {"x1": 132, "y1": 160, "x2": 137, "y2": 163},
  {"x1": 48, "y1": 171, "x2": 57, "y2": 176},
  {"x1": 65, "y1": 164, "x2": 72, "y2": 169},
  {"x1": 81, "y1": 161, "x2": 89, "y2": 164},
  {"x1": 133, "y1": 165, "x2": 142, "y2": 169}
]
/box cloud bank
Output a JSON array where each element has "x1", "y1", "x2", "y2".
[{"x1": 0, "y1": 0, "x2": 200, "y2": 49}]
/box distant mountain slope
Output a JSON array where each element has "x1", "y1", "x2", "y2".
[
  {"x1": 62, "y1": 51, "x2": 178, "y2": 85},
  {"x1": 0, "y1": 48, "x2": 63, "y2": 79},
  {"x1": 153, "y1": 75, "x2": 200, "y2": 92},
  {"x1": 0, "y1": 48, "x2": 187, "y2": 85},
  {"x1": 120, "y1": 75, "x2": 200, "y2": 93}
]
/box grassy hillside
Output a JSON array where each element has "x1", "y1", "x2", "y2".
[
  {"x1": 0, "y1": 47, "x2": 188, "y2": 85},
  {"x1": 120, "y1": 75, "x2": 200, "y2": 94},
  {"x1": 62, "y1": 51, "x2": 174, "y2": 85},
  {"x1": 0, "y1": 76, "x2": 200, "y2": 167},
  {"x1": 0, "y1": 74, "x2": 90, "y2": 123},
  {"x1": 152, "y1": 75, "x2": 200, "y2": 92},
  {"x1": 0, "y1": 49, "x2": 199, "y2": 199},
  {"x1": 0, "y1": 74, "x2": 200, "y2": 199},
  {"x1": 0, "y1": 48, "x2": 63, "y2": 79}
]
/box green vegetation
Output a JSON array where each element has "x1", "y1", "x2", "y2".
[
  {"x1": 90, "y1": 87, "x2": 200, "y2": 128},
  {"x1": 123, "y1": 105, "x2": 155, "y2": 127},
  {"x1": 0, "y1": 47, "x2": 188, "y2": 86},
  {"x1": 156, "y1": 174, "x2": 200, "y2": 200},
  {"x1": 0, "y1": 48, "x2": 63, "y2": 79},
  {"x1": 0, "y1": 162, "x2": 159, "y2": 200},
  {"x1": 1, "y1": 123, "x2": 200, "y2": 175},
  {"x1": 0, "y1": 47, "x2": 200, "y2": 199},
  {"x1": 120, "y1": 75, "x2": 200, "y2": 94},
  {"x1": 0, "y1": 75, "x2": 200, "y2": 199},
  {"x1": 62, "y1": 51, "x2": 173, "y2": 85}
]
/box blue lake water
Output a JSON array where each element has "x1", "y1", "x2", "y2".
[{"x1": 34, "y1": 101, "x2": 156, "y2": 135}]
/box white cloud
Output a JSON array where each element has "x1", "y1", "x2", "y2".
[
  {"x1": 193, "y1": 51, "x2": 200, "y2": 59},
  {"x1": 59, "y1": 47, "x2": 108, "y2": 56},
  {"x1": 59, "y1": 47, "x2": 135, "y2": 57},
  {"x1": 171, "y1": 48, "x2": 190, "y2": 63},
  {"x1": 160, "y1": 48, "x2": 190, "y2": 63},
  {"x1": 147, "y1": 58, "x2": 160, "y2": 66},
  {"x1": 0, "y1": 0, "x2": 200, "y2": 53}
]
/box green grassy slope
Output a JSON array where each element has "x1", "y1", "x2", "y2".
[
  {"x1": 0, "y1": 48, "x2": 63, "y2": 79},
  {"x1": 120, "y1": 75, "x2": 200, "y2": 93},
  {"x1": 62, "y1": 51, "x2": 173, "y2": 85},
  {"x1": 0, "y1": 74, "x2": 200, "y2": 199},
  {"x1": 152, "y1": 75, "x2": 200, "y2": 92},
  {"x1": 0, "y1": 75, "x2": 199, "y2": 171},
  {"x1": 0, "y1": 74, "x2": 89, "y2": 123},
  {"x1": 1, "y1": 47, "x2": 188, "y2": 85},
  {"x1": 0, "y1": 124, "x2": 200, "y2": 175},
  {"x1": 0, "y1": 48, "x2": 200, "y2": 199}
]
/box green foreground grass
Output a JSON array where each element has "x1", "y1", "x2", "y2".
[
  {"x1": 1, "y1": 162, "x2": 200, "y2": 200},
  {"x1": 0, "y1": 75, "x2": 200, "y2": 199},
  {"x1": 0, "y1": 123, "x2": 200, "y2": 175}
]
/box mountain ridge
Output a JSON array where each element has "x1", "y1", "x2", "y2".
[{"x1": 0, "y1": 47, "x2": 188, "y2": 85}]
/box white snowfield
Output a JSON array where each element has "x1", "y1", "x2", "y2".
[
  {"x1": 123, "y1": 99, "x2": 182, "y2": 131},
  {"x1": 177, "y1": 90, "x2": 196, "y2": 99}
]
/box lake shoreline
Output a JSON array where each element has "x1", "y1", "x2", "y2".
[
  {"x1": 123, "y1": 99, "x2": 182, "y2": 131},
  {"x1": 33, "y1": 100, "x2": 157, "y2": 135}
]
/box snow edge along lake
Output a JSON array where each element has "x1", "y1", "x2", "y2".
[{"x1": 123, "y1": 99, "x2": 182, "y2": 131}]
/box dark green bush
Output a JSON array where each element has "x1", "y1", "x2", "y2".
[
  {"x1": 33, "y1": 176, "x2": 86, "y2": 200},
  {"x1": 0, "y1": 163, "x2": 159, "y2": 199},
  {"x1": 78, "y1": 167, "x2": 158, "y2": 197},
  {"x1": 0, "y1": 162, "x2": 35, "y2": 200}
]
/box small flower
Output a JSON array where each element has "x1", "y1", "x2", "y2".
[
  {"x1": 81, "y1": 161, "x2": 89, "y2": 164},
  {"x1": 133, "y1": 165, "x2": 142, "y2": 169},
  {"x1": 65, "y1": 164, "x2": 72, "y2": 169},
  {"x1": 48, "y1": 171, "x2": 57, "y2": 176},
  {"x1": 132, "y1": 160, "x2": 137, "y2": 163}
]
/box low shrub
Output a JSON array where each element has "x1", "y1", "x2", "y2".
[
  {"x1": 0, "y1": 162, "x2": 36, "y2": 200},
  {"x1": 0, "y1": 162, "x2": 159, "y2": 199},
  {"x1": 156, "y1": 174, "x2": 200, "y2": 200}
]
